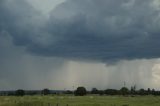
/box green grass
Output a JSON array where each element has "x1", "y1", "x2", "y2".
[{"x1": 0, "y1": 95, "x2": 160, "y2": 106}]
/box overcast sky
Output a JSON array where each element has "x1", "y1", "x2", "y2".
[{"x1": 1, "y1": 0, "x2": 160, "y2": 90}]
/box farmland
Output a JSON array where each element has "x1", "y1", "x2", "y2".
[{"x1": 0, "y1": 95, "x2": 160, "y2": 106}]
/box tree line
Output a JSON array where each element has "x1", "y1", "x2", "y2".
[
  {"x1": 65, "y1": 86, "x2": 160, "y2": 96},
  {"x1": 1, "y1": 86, "x2": 160, "y2": 96}
]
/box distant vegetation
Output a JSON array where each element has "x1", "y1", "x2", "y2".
[
  {"x1": 1, "y1": 86, "x2": 160, "y2": 96},
  {"x1": 15, "y1": 89, "x2": 25, "y2": 96}
]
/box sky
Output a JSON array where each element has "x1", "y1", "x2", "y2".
[{"x1": 1, "y1": 0, "x2": 160, "y2": 90}]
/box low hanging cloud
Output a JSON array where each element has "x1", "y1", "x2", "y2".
[{"x1": 1, "y1": 0, "x2": 160, "y2": 62}]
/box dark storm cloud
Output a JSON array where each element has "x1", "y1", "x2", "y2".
[
  {"x1": 1, "y1": 0, "x2": 160, "y2": 62},
  {"x1": 0, "y1": 0, "x2": 47, "y2": 46},
  {"x1": 0, "y1": 0, "x2": 34, "y2": 43}
]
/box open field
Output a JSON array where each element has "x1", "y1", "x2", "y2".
[{"x1": 0, "y1": 95, "x2": 160, "y2": 106}]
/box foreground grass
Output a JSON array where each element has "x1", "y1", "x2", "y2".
[{"x1": 0, "y1": 95, "x2": 160, "y2": 106}]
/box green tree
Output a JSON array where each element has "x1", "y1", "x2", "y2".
[
  {"x1": 91, "y1": 88, "x2": 99, "y2": 94},
  {"x1": 120, "y1": 87, "x2": 129, "y2": 95},
  {"x1": 131, "y1": 86, "x2": 136, "y2": 95},
  {"x1": 105, "y1": 89, "x2": 118, "y2": 95},
  {"x1": 41, "y1": 88, "x2": 50, "y2": 95},
  {"x1": 147, "y1": 88, "x2": 151, "y2": 95},
  {"x1": 75, "y1": 87, "x2": 87, "y2": 96},
  {"x1": 139, "y1": 89, "x2": 146, "y2": 95}
]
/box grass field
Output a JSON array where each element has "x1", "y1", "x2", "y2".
[{"x1": 0, "y1": 95, "x2": 160, "y2": 106}]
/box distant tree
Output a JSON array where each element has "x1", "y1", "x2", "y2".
[
  {"x1": 28, "y1": 91, "x2": 38, "y2": 95},
  {"x1": 147, "y1": 88, "x2": 151, "y2": 95},
  {"x1": 41, "y1": 88, "x2": 50, "y2": 95},
  {"x1": 91, "y1": 88, "x2": 99, "y2": 94},
  {"x1": 98, "y1": 90, "x2": 105, "y2": 96},
  {"x1": 65, "y1": 90, "x2": 73, "y2": 94},
  {"x1": 130, "y1": 86, "x2": 136, "y2": 95},
  {"x1": 130, "y1": 86, "x2": 134, "y2": 94},
  {"x1": 75, "y1": 87, "x2": 87, "y2": 96},
  {"x1": 139, "y1": 89, "x2": 146, "y2": 95},
  {"x1": 15, "y1": 89, "x2": 25, "y2": 96},
  {"x1": 151, "y1": 89, "x2": 156, "y2": 95},
  {"x1": 105, "y1": 89, "x2": 118, "y2": 95},
  {"x1": 120, "y1": 87, "x2": 129, "y2": 95}
]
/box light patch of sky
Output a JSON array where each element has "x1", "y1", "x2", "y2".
[
  {"x1": 153, "y1": 0, "x2": 160, "y2": 10},
  {"x1": 26, "y1": 0, "x2": 66, "y2": 16},
  {"x1": 151, "y1": 62, "x2": 160, "y2": 89}
]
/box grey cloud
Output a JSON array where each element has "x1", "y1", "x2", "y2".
[
  {"x1": 2, "y1": 0, "x2": 160, "y2": 90},
  {"x1": 0, "y1": 0, "x2": 47, "y2": 46},
  {"x1": 31, "y1": 0, "x2": 160, "y2": 62},
  {"x1": 1, "y1": 0, "x2": 160, "y2": 62}
]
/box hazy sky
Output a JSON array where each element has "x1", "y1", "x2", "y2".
[{"x1": 1, "y1": 0, "x2": 160, "y2": 90}]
